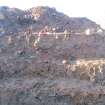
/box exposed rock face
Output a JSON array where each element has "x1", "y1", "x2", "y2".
[
  {"x1": 0, "y1": 6, "x2": 105, "y2": 105},
  {"x1": 0, "y1": 32, "x2": 104, "y2": 104},
  {"x1": 0, "y1": 6, "x2": 103, "y2": 35}
]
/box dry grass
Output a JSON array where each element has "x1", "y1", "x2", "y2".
[{"x1": 62, "y1": 59, "x2": 105, "y2": 82}]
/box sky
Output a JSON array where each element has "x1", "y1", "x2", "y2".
[{"x1": 0, "y1": 0, "x2": 105, "y2": 28}]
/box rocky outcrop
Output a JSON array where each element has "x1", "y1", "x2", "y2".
[
  {"x1": 0, "y1": 6, "x2": 103, "y2": 35},
  {"x1": 0, "y1": 31, "x2": 104, "y2": 104},
  {"x1": 0, "y1": 6, "x2": 105, "y2": 105}
]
